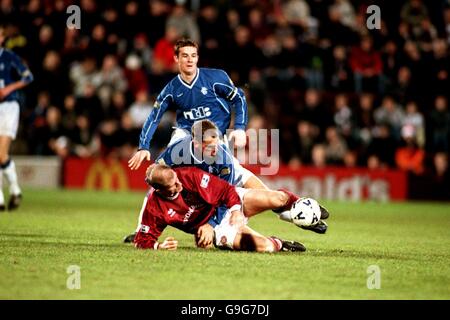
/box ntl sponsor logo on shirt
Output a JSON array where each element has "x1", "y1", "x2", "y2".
[{"x1": 183, "y1": 107, "x2": 211, "y2": 120}]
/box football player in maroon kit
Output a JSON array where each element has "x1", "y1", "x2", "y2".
[{"x1": 133, "y1": 163, "x2": 312, "y2": 252}]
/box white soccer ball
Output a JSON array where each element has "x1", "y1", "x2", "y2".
[{"x1": 290, "y1": 198, "x2": 321, "y2": 227}]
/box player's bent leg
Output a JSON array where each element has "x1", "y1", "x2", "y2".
[{"x1": 241, "y1": 189, "x2": 289, "y2": 217}]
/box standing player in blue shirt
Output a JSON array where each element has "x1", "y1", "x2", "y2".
[
  {"x1": 0, "y1": 26, "x2": 34, "y2": 211},
  {"x1": 128, "y1": 38, "x2": 248, "y2": 171}
]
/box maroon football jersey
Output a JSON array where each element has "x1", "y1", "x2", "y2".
[{"x1": 134, "y1": 167, "x2": 241, "y2": 249}]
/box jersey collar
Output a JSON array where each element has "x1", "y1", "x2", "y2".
[{"x1": 178, "y1": 68, "x2": 200, "y2": 89}]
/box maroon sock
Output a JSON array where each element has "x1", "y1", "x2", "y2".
[
  {"x1": 273, "y1": 188, "x2": 299, "y2": 213},
  {"x1": 268, "y1": 237, "x2": 282, "y2": 252}
]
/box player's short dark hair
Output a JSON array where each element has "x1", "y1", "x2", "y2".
[
  {"x1": 174, "y1": 38, "x2": 199, "y2": 56},
  {"x1": 191, "y1": 120, "x2": 219, "y2": 143}
]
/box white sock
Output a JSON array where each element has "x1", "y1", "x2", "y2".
[
  {"x1": 0, "y1": 169, "x2": 4, "y2": 205},
  {"x1": 2, "y1": 159, "x2": 21, "y2": 196},
  {"x1": 278, "y1": 210, "x2": 292, "y2": 222}
]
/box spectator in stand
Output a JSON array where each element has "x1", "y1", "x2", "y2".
[
  {"x1": 401, "y1": 0, "x2": 429, "y2": 28},
  {"x1": 333, "y1": 93, "x2": 354, "y2": 146},
  {"x1": 70, "y1": 114, "x2": 98, "y2": 158},
  {"x1": 294, "y1": 120, "x2": 318, "y2": 165},
  {"x1": 92, "y1": 54, "x2": 128, "y2": 109},
  {"x1": 431, "y1": 39, "x2": 449, "y2": 95},
  {"x1": 355, "y1": 92, "x2": 376, "y2": 148},
  {"x1": 311, "y1": 144, "x2": 327, "y2": 168},
  {"x1": 444, "y1": 7, "x2": 450, "y2": 46},
  {"x1": 328, "y1": 45, "x2": 352, "y2": 91},
  {"x1": 298, "y1": 89, "x2": 331, "y2": 140},
  {"x1": 150, "y1": 25, "x2": 180, "y2": 92},
  {"x1": 124, "y1": 54, "x2": 149, "y2": 98},
  {"x1": 429, "y1": 95, "x2": 450, "y2": 153},
  {"x1": 430, "y1": 152, "x2": 450, "y2": 200},
  {"x1": 324, "y1": 126, "x2": 348, "y2": 165},
  {"x1": 166, "y1": 2, "x2": 200, "y2": 43},
  {"x1": 395, "y1": 124, "x2": 425, "y2": 175},
  {"x1": 128, "y1": 91, "x2": 153, "y2": 128},
  {"x1": 350, "y1": 36, "x2": 384, "y2": 94},
  {"x1": 374, "y1": 95, "x2": 405, "y2": 141},
  {"x1": 366, "y1": 123, "x2": 398, "y2": 168},
  {"x1": 402, "y1": 101, "x2": 425, "y2": 148},
  {"x1": 69, "y1": 56, "x2": 98, "y2": 97}
]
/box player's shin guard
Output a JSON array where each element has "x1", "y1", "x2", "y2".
[{"x1": 1, "y1": 159, "x2": 21, "y2": 196}]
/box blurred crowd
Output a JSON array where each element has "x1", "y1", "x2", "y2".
[{"x1": 1, "y1": 0, "x2": 449, "y2": 192}]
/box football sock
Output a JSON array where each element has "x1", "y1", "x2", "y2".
[
  {"x1": 1, "y1": 159, "x2": 21, "y2": 196},
  {"x1": 0, "y1": 169, "x2": 4, "y2": 206},
  {"x1": 268, "y1": 237, "x2": 282, "y2": 252},
  {"x1": 273, "y1": 188, "x2": 299, "y2": 214}
]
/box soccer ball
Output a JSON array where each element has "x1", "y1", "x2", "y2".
[{"x1": 290, "y1": 198, "x2": 321, "y2": 227}]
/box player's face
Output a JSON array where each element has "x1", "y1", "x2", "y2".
[
  {"x1": 202, "y1": 135, "x2": 219, "y2": 158},
  {"x1": 160, "y1": 170, "x2": 183, "y2": 198},
  {"x1": 175, "y1": 46, "x2": 198, "y2": 76}
]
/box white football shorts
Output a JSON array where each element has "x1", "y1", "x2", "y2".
[
  {"x1": 214, "y1": 187, "x2": 250, "y2": 249},
  {"x1": 0, "y1": 101, "x2": 20, "y2": 139}
]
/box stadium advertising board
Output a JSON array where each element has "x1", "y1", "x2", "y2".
[
  {"x1": 248, "y1": 165, "x2": 407, "y2": 201},
  {"x1": 14, "y1": 156, "x2": 61, "y2": 188},
  {"x1": 64, "y1": 158, "x2": 407, "y2": 201}
]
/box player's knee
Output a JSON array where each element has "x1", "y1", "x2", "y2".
[{"x1": 271, "y1": 191, "x2": 289, "y2": 209}]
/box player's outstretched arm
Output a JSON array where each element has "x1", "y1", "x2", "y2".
[
  {"x1": 157, "y1": 237, "x2": 178, "y2": 250},
  {"x1": 128, "y1": 149, "x2": 151, "y2": 170}
]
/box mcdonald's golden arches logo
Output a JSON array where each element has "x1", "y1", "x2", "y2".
[{"x1": 85, "y1": 159, "x2": 128, "y2": 191}]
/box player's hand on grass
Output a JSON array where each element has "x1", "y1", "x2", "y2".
[
  {"x1": 158, "y1": 237, "x2": 178, "y2": 250},
  {"x1": 128, "y1": 149, "x2": 151, "y2": 170},
  {"x1": 196, "y1": 223, "x2": 214, "y2": 248},
  {"x1": 228, "y1": 129, "x2": 247, "y2": 148},
  {"x1": 230, "y1": 210, "x2": 245, "y2": 228}
]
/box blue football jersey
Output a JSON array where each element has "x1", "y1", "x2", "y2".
[
  {"x1": 155, "y1": 135, "x2": 236, "y2": 185},
  {"x1": 139, "y1": 68, "x2": 248, "y2": 150},
  {"x1": 0, "y1": 48, "x2": 33, "y2": 102}
]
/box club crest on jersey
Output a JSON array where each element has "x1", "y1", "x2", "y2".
[
  {"x1": 220, "y1": 167, "x2": 231, "y2": 175},
  {"x1": 167, "y1": 208, "x2": 176, "y2": 217},
  {"x1": 200, "y1": 174, "x2": 210, "y2": 188},
  {"x1": 140, "y1": 224, "x2": 150, "y2": 233},
  {"x1": 201, "y1": 87, "x2": 208, "y2": 95}
]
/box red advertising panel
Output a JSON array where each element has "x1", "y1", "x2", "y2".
[
  {"x1": 64, "y1": 158, "x2": 148, "y2": 191},
  {"x1": 246, "y1": 165, "x2": 407, "y2": 201},
  {"x1": 64, "y1": 158, "x2": 407, "y2": 201}
]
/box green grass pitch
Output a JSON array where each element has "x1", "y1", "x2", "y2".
[{"x1": 1, "y1": 188, "x2": 449, "y2": 299}]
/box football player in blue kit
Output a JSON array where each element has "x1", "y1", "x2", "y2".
[
  {"x1": 0, "y1": 25, "x2": 34, "y2": 211},
  {"x1": 128, "y1": 38, "x2": 248, "y2": 171}
]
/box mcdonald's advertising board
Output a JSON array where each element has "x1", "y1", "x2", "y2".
[
  {"x1": 64, "y1": 158, "x2": 148, "y2": 191},
  {"x1": 64, "y1": 158, "x2": 407, "y2": 201}
]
